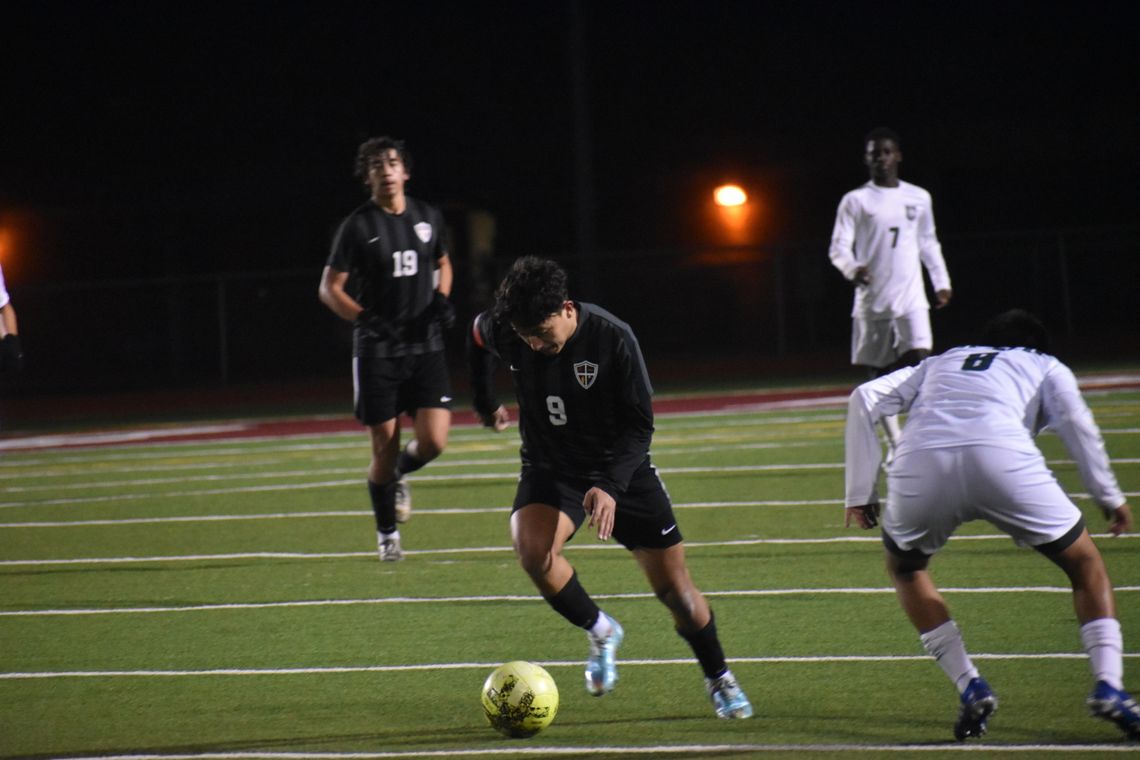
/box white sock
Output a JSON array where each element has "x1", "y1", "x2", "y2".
[
  {"x1": 379, "y1": 529, "x2": 400, "y2": 539},
  {"x1": 920, "y1": 620, "x2": 980, "y2": 694},
  {"x1": 1081, "y1": 618, "x2": 1124, "y2": 690},
  {"x1": 588, "y1": 611, "x2": 614, "y2": 640}
]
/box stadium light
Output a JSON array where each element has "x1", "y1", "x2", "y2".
[{"x1": 713, "y1": 184, "x2": 747, "y2": 207}]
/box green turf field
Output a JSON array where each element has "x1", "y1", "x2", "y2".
[{"x1": 2, "y1": 387, "x2": 1138, "y2": 758}]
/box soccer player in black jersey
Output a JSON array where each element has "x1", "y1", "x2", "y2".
[
  {"x1": 319, "y1": 136, "x2": 456, "y2": 562},
  {"x1": 467, "y1": 256, "x2": 753, "y2": 719}
]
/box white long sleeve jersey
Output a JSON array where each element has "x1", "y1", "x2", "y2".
[
  {"x1": 845, "y1": 345, "x2": 1125, "y2": 511},
  {"x1": 828, "y1": 180, "x2": 951, "y2": 319},
  {"x1": 0, "y1": 264, "x2": 10, "y2": 310}
]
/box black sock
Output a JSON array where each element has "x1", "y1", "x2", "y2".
[
  {"x1": 368, "y1": 480, "x2": 397, "y2": 533},
  {"x1": 543, "y1": 571, "x2": 600, "y2": 629},
  {"x1": 678, "y1": 610, "x2": 728, "y2": 679},
  {"x1": 395, "y1": 448, "x2": 427, "y2": 478}
]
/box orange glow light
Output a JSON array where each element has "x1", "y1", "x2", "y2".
[{"x1": 713, "y1": 184, "x2": 747, "y2": 207}]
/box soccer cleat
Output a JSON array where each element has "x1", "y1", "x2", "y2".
[
  {"x1": 706, "y1": 670, "x2": 753, "y2": 719},
  {"x1": 1087, "y1": 680, "x2": 1140, "y2": 739},
  {"x1": 377, "y1": 533, "x2": 404, "y2": 562},
  {"x1": 584, "y1": 615, "x2": 623, "y2": 696},
  {"x1": 394, "y1": 479, "x2": 412, "y2": 523},
  {"x1": 954, "y1": 677, "x2": 998, "y2": 741}
]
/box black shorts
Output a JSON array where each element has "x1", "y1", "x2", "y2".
[
  {"x1": 512, "y1": 462, "x2": 683, "y2": 551},
  {"x1": 353, "y1": 351, "x2": 452, "y2": 425}
]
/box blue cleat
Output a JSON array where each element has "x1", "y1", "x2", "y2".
[
  {"x1": 1088, "y1": 680, "x2": 1140, "y2": 740},
  {"x1": 584, "y1": 615, "x2": 623, "y2": 696},
  {"x1": 954, "y1": 677, "x2": 998, "y2": 741},
  {"x1": 706, "y1": 670, "x2": 753, "y2": 719}
]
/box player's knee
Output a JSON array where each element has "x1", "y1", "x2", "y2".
[
  {"x1": 514, "y1": 543, "x2": 556, "y2": 580},
  {"x1": 886, "y1": 550, "x2": 930, "y2": 578},
  {"x1": 655, "y1": 583, "x2": 702, "y2": 624},
  {"x1": 416, "y1": 436, "x2": 446, "y2": 461}
]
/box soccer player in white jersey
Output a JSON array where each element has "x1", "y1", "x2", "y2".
[
  {"x1": 843, "y1": 309, "x2": 1138, "y2": 741},
  {"x1": 829, "y1": 127, "x2": 952, "y2": 453},
  {"x1": 0, "y1": 263, "x2": 23, "y2": 373}
]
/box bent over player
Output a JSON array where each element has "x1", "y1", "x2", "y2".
[
  {"x1": 319, "y1": 136, "x2": 456, "y2": 562},
  {"x1": 829, "y1": 127, "x2": 952, "y2": 454},
  {"x1": 844, "y1": 309, "x2": 1138, "y2": 741},
  {"x1": 467, "y1": 256, "x2": 752, "y2": 719}
]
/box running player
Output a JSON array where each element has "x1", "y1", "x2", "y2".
[
  {"x1": 0, "y1": 263, "x2": 22, "y2": 373},
  {"x1": 844, "y1": 309, "x2": 1138, "y2": 741},
  {"x1": 829, "y1": 127, "x2": 952, "y2": 453},
  {"x1": 318, "y1": 136, "x2": 456, "y2": 562},
  {"x1": 467, "y1": 256, "x2": 752, "y2": 719}
]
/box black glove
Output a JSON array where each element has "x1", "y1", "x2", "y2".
[
  {"x1": 429, "y1": 291, "x2": 456, "y2": 329},
  {"x1": 355, "y1": 309, "x2": 395, "y2": 340},
  {"x1": 0, "y1": 334, "x2": 23, "y2": 372}
]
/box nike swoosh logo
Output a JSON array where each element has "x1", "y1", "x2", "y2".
[
  {"x1": 509, "y1": 365, "x2": 520, "y2": 372},
  {"x1": 440, "y1": 396, "x2": 452, "y2": 403},
  {"x1": 661, "y1": 524, "x2": 677, "y2": 536},
  {"x1": 368, "y1": 236, "x2": 381, "y2": 243}
]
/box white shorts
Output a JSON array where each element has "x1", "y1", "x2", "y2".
[
  {"x1": 851, "y1": 310, "x2": 933, "y2": 368},
  {"x1": 883, "y1": 445, "x2": 1084, "y2": 555}
]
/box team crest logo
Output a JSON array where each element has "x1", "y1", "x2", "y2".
[
  {"x1": 414, "y1": 222, "x2": 433, "y2": 243},
  {"x1": 905, "y1": 205, "x2": 919, "y2": 221},
  {"x1": 574, "y1": 360, "x2": 598, "y2": 389}
]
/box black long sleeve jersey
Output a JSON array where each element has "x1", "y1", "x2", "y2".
[
  {"x1": 326, "y1": 197, "x2": 448, "y2": 358},
  {"x1": 468, "y1": 302, "x2": 655, "y2": 498}
]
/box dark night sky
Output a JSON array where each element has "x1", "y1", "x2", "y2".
[{"x1": 2, "y1": 0, "x2": 1138, "y2": 283}]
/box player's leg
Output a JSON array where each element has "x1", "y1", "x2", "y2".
[
  {"x1": 365, "y1": 419, "x2": 404, "y2": 560},
  {"x1": 884, "y1": 542, "x2": 995, "y2": 739},
  {"x1": 633, "y1": 543, "x2": 752, "y2": 718},
  {"x1": 355, "y1": 357, "x2": 406, "y2": 561},
  {"x1": 392, "y1": 352, "x2": 453, "y2": 522},
  {"x1": 889, "y1": 310, "x2": 933, "y2": 372},
  {"x1": 884, "y1": 447, "x2": 995, "y2": 739},
  {"x1": 510, "y1": 473, "x2": 621, "y2": 696},
  {"x1": 1042, "y1": 528, "x2": 1139, "y2": 738}
]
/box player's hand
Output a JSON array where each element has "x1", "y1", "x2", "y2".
[
  {"x1": 430, "y1": 291, "x2": 457, "y2": 329},
  {"x1": 934, "y1": 289, "x2": 953, "y2": 309},
  {"x1": 583, "y1": 487, "x2": 617, "y2": 542},
  {"x1": 852, "y1": 267, "x2": 871, "y2": 286},
  {"x1": 0, "y1": 334, "x2": 23, "y2": 372},
  {"x1": 845, "y1": 503, "x2": 880, "y2": 529},
  {"x1": 1107, "y1": 502, "x2": 1132, "y2": 536},
  {"x1": 479, "y1": 405, "x2": 510, "y2": 432}
]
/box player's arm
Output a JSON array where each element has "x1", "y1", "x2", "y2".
[
  {"x1": 318, "y1": 266, "x2": 364, "y2": 322},
  {"x1": 467, "y1": 312, "x2": 510, "y2": 431},
  {"x1": 828, "y1": 195, "x2": 868, "y2": 285},
  {"x1": 595, "y1": 331, "x2": 655, "y2": 500},
  {"x1": 0, "y1": 300, "x2": 22, "y2": 372},
  {"x1": 843, "y1": 364, "x2": 923, "y2": 517},
  {"x1": 916, "y1": 197, "x2": 952, "y2": 307},
  {"x1": 1041, "y1": 364, "x2": 1128, "y2": 532},
  {"x1": 435, "y1": 253, "x2": 453, "y2": 298}
]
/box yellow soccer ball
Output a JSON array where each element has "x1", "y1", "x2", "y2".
[{"x1": 480, "y1": 660, "x2": 559, "y2": 738}]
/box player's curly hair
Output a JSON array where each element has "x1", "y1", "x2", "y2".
[
  {"x1": 354, "y1": 136, "x2": 413, "y2": 186},
  {"x1": 864, "y1": 127, "x2": 901, "y2": 149},
  {"x1": 980, "y1": 309, "x2": 1051, "y2": 353},
  {"x1": 493, "y1": 256, "x2": 569, "y2": 327}
]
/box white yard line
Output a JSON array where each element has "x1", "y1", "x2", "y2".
[
  {"x1": 2, "y1": 586, "x2": 1138, "y2": 618},
  {"x1": 1, "y1": 533, "x2": 1136, "y2": 567}
]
